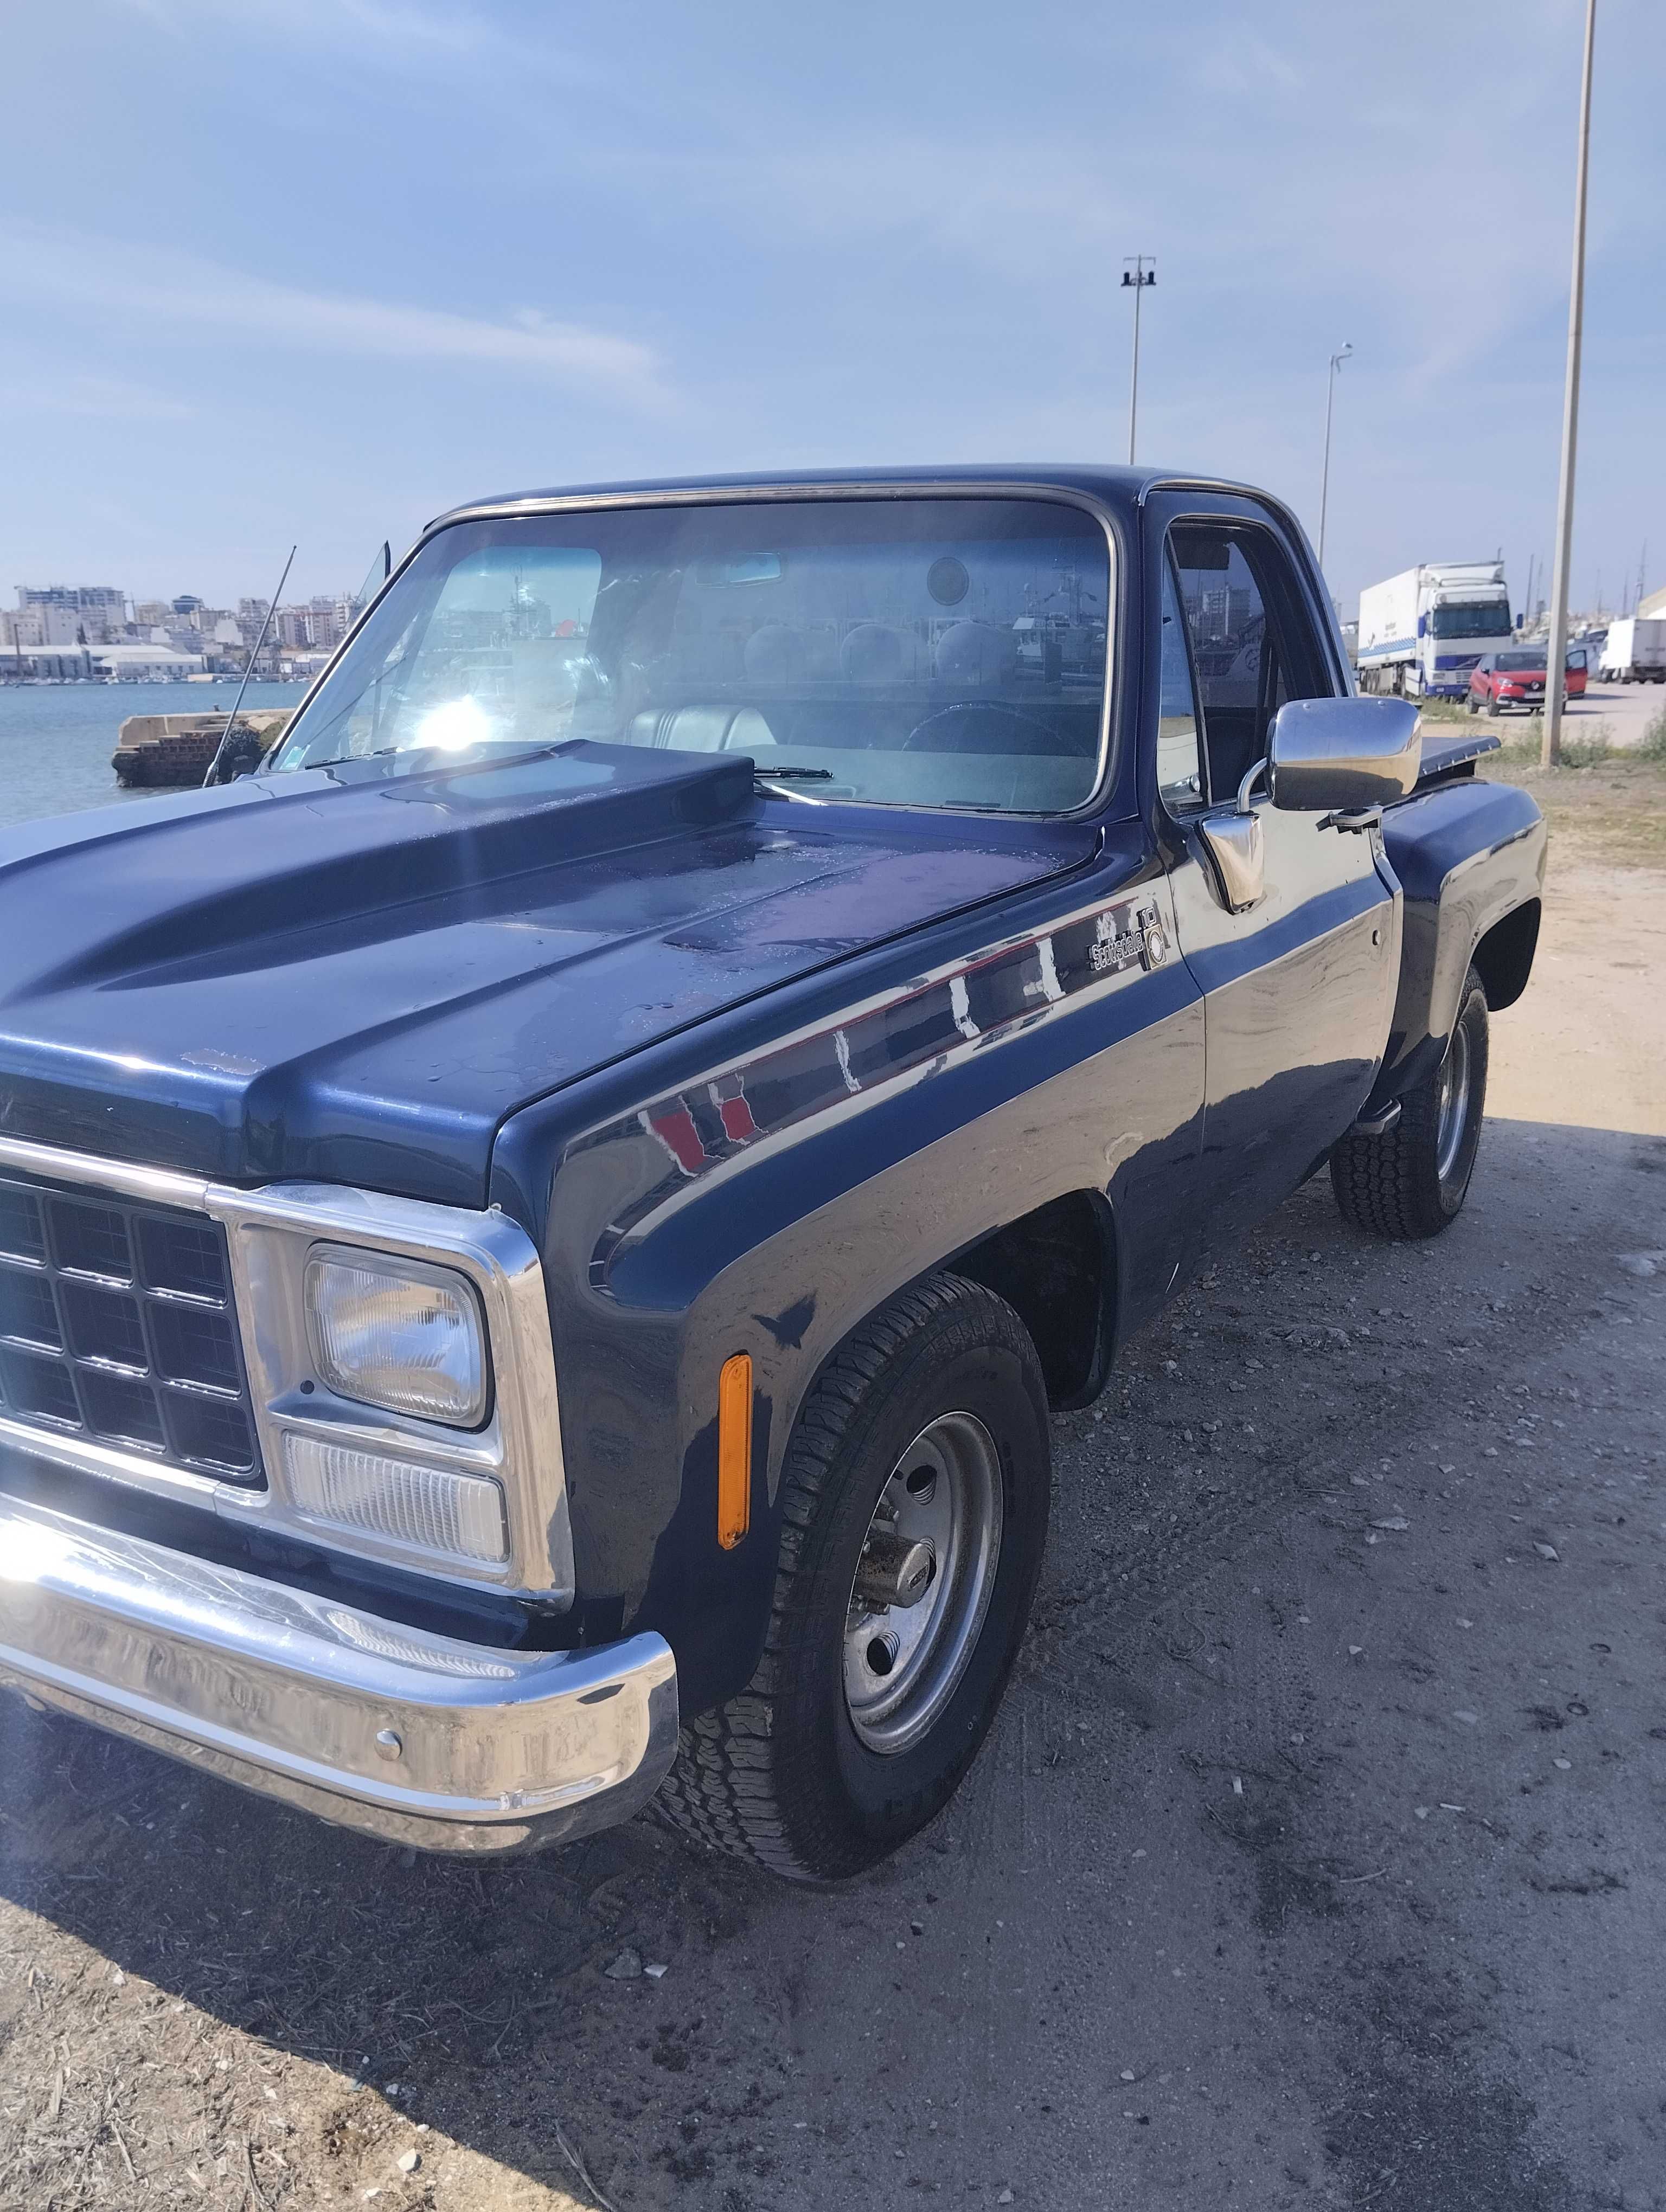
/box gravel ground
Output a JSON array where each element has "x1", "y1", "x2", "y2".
[{"x1": 2, "y1": 796, "x2": 1663, "y2": 2212}]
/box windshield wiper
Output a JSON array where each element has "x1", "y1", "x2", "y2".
[
  {"x1": 286, "y1": 746, "x2": 401, "y2": 771},
  {"x1": 753, "y1": 765, "x2": 833, "y2": 781}
]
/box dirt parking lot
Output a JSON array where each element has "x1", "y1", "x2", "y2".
[{"x1": 3, "y1": 763, "x2": 1664, "y2": 2212}]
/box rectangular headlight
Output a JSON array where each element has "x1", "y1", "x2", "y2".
[
  {"x1": 283, "y1": 1433, "x2": 508, "y2": 1564},
  {"x1": 305, "y1": 1246, "x2": 488, "y2": 1426}
]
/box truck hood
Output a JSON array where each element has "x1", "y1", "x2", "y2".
[{"x1": 0, "y1": 743, "x2": 1090, "y2": 1206}]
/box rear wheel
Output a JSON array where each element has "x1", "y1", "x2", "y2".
[
  {"x1": 657, "y1": 1275, "x2": 1050, "y2": 1882},
  {"x1": 1330, "y1": 967, "x2": 1489, "y2": 1240}
]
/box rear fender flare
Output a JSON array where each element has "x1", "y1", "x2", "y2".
[{"x1": 1369, "y1": 780, "x2": 1546, "y2": 1110}]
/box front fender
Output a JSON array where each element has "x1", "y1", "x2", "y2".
[{"x1": 491, "y1": 863, "x2": 1204, "y2": 1719}]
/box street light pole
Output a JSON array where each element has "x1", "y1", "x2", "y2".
[
  {"x1": 1318, "y1": 342, "x2": 1353, "y2": 571},
  {"x1": 1122, "y1": 256, "x2": 1156, "y2": 466},
  {"x1": 1543, "y1": 0, "x2": 1597, "y2": 769}
]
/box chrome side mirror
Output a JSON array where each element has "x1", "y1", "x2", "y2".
[{"x1": 1267, "y1": 696, "x2": 1421, "y2": 814}]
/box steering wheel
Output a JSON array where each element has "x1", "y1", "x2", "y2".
[{"x1": 901, "y1": 702, "x2": 1061, "y2": 753}]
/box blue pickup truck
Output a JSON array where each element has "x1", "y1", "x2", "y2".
[{"x1": 0, "y1": 468, "x2": 1545, "y2": 1882}]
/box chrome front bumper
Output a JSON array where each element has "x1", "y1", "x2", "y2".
[{"x1": 0, "y1": 1495, "x2": 678, "y2": 1854}]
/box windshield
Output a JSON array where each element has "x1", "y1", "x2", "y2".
[
  {"x1": 1430, "y1": 600, "x2": 1511, "y2": 639},
  {"x1": 270, "y1": 497, "x2": 1113, "y2": 814},
  {"x1": 1497, "y1": 651, "x2": 1546, "y2": 671}
]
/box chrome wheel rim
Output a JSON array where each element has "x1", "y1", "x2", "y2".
[
  {"x1": 1435, "y1": 1021, "x2": 1472, "y2": 1183},
  {"x1": 843, "y1": 1411, "x2": 1003, "y2": 1757}
]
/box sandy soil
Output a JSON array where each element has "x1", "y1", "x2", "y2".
[
  {"x1": 3, "y1": 785, "x2": 1664, "y2": 2212},
  {"x1": 1529, "y1": 679, "x2": 1662, "y2": 753},
  {"x1": 1421, "y1": 677, "x2": 1663, "y2": 751}
]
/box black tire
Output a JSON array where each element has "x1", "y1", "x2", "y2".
[
  {"x1": 1466, "y1": 695, "x2": 1481, "y2": 716},
  {"x1": 657, "y1": 1274, "x2": 1051, "y2": 1882},
  {"x1": 1330, "y1": 966, "x2": 1489, "y2": 1240},
  {"x1": 1485, "y1": 696, "x2": 1500, "y2": 717}
]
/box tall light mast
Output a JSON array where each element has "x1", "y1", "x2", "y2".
[{"x1": 1122, "y1": 256, "x2": 1156, "y2": 466}]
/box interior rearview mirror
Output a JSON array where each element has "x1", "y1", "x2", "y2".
[{"x1": 1267, "y1": 696, "x2": 1421, "y2": 814}]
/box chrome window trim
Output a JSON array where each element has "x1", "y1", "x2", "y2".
[
  {"x1": 0, "y1": 1133, "x2": 572, "y2": 1605},
  {"x1": 1138, "y1": 475, "x2": 1354, "y2": 698},
  {"x1": 273, "y1": 478, "x2": 1125, "y2": 824}
]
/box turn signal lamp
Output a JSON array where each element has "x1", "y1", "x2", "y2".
[
  {"x1": 283, "y1": 1433, "x2": 509, "y2": 1565},
  {"x1": 717, "y1": 1354, "x2": 752, "y2": 1549}
]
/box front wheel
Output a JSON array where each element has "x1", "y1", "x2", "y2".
[
  {"x1": 658, "y1": 1275, "x2": 1051, "y2": 1881},
  {"x1": 1330, "y1": 967, "x2": 1489, "y2": 1239}
]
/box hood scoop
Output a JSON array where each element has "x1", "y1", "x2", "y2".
[{"x1": 0, "y1": 742, "x2": 1092, "y2": 1206}]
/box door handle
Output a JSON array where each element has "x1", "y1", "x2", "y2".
[
  {"x1": 1196, "y1": 758, "x2": 1268, "y2": 913},
  {"x1": 1197, "y1": 809, "x2": 1265, "y2": 912}
]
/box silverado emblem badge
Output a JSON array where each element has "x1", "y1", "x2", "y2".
[{"x1": 1090, "y1": 899, "x2": 1167, "y2": 976}]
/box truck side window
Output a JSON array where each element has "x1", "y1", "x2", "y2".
[
  {"x1": 1156, "y1": 555, "x2": 1207, "y2": 810},
  {"x1": 1168, "y1": 524, "x2": 1332, "y2": 803}
]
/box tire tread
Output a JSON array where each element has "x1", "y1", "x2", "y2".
[
  {"x1": 1331, "y1": 966, "x2": 1488, "y2": 1241},
  {"x1": 656, "y1": 1275, "x2": 1040, "y2": 1881}
]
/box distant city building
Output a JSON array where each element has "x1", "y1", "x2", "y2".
[
  {"x1": 272, "y1": 597, "x2": 353, "y2": 652},
  {"x1": 306, "y1": 597, "x2": 344, "y2": 652},
  {"x1": 91, "y1": 644, "x2": 207, "y2": 679},
  {"x1": 14, "y1": 645, "x2": 97, "y2": 679},
  {"x1": 4, "y1": 576, "x2": 357, "y2": 674},
  {"x1": 14, "y1": 583, "x2": 128, "y2": 646}
]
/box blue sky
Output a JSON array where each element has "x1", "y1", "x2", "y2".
[{"x1": 1, "y1": 0, "x2": 1660, "y2": 620}]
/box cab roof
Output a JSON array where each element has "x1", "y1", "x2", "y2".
[{"x1": 428, "y1": 462, "x2": 1228, "y2": 532}]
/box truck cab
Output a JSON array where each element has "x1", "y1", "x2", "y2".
[{"x1": 1357, "y1": 562, "x2": 1513, "y2": 700}]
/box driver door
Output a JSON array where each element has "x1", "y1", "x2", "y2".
[{"x1": 1151, "y1": 498, "x2": 1398, "y2": 1251}]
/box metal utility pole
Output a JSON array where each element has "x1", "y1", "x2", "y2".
[
  {"x1": 1317, "y1": 342, "x2": 1354, "y2": 571},
  {"x1": 1544, "y1": 0, "x2": 1597, "y2": 768},
  {"x1": 1122, "y1": 256, "x2": 1156, "y2": 466}
]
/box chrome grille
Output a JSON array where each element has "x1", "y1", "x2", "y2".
[{"x1": 0, "y1": 1172, "x2": 263, "y2": 1485}]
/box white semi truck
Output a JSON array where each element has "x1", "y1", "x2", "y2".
[
  {"x1": 1598, "y1": 617, "x2": 1666, "y2": 684},
  {"x1": 1356, "y1": 561, "x2": 1513, "y2": 700}
]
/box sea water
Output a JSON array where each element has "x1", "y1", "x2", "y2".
[{"x1": 0, "y1": 680, "x2": 309, "y2": 831}]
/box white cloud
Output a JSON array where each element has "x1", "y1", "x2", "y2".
[
  {"x1": 0, "y1": 369, "x2": 191, "y2": 420},
  {"x1": 0, "y1": 223, "x2": 667, "y2": 403},
  {"x1": 113, "y1": 0, "x2": 567, "y2": 71}
]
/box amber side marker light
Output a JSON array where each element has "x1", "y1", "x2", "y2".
[{"x1": 717, "y1": 1353, "x2": 753, "y2": 1549}]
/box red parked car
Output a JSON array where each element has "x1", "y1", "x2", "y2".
[{"x1": 1467, "y1": 647, "x2": 1588, "y2": 715}]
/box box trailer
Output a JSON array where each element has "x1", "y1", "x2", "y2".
[{"x1": 1598, "y1": 617, "x2": 1666, "y2": 684}]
